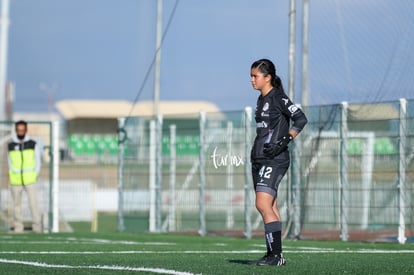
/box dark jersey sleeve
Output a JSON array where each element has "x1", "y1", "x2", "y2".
[
  {"x1": 279, "y1": 95, "x2": 308, "y2": 133},
  {"x1": 266, "y1": 91, "x2": 308, "y2": 145}
]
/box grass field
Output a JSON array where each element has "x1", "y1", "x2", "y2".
[{"x1": 0, "y1": 232, "x2": 413, "y2": 274}]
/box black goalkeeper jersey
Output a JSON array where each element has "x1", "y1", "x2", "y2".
[{"x1": 251, "y1": 87, "x2": 308, "y2": 162}]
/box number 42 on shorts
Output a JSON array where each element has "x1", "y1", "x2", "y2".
[{"x1": 259, "y1": 165, "x2": 273, "y2": 179}]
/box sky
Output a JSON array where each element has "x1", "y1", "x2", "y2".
[{"x1": 5, "y1": 0, "x2": 414, "y2": 113}]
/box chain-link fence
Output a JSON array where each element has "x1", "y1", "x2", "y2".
[
  {"x1": 118, "y1": 99, "x2": 413, "y2": 243},
  {"x1": 298, "y1": 99, "x2": 413, "y2": 242}
]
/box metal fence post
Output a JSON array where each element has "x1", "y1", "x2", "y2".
[
  {"x1": 51, "y1": 120, "x2": 60, "y2": 233},
  {"x1": 149, "y1": 115, "x2": 163, "y2": 233},
  {"x1": 291, "y1": 124, "x2": 302, "y2": 239},
  {"x1": 169, "y1": 124, "x2": 176, "y2": 231},
  {"x1": 340, "y1": 102, "x2": 349, "y2": 241},
  {"x1": 398, "y1": 98, "x2": 407, "y2": 244},
  {"x1": 199, "y1": 111, "x2": 207, "y2": 236},
  {"x1": 155, "y1": 115, "x2": 163, "y2": 232},
  {"x1": 149, "y1": 120, "x2": 156, "y2": 232},
  {"x1": 47, "y1": 121, "x2": 53, "y2": 233},
  {"x1": 244, "y1": 107, "x2": 252, "y2": 239},
  {"x1": 117, "y1": 117, "x2": 125, "y2": 232},
  {"x1": 226, "y1": 121, "x2": 234, "y2": 229}
]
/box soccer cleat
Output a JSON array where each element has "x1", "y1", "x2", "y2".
[
  {"x1": 256, "y1": 253, "x2": 286, "y2": 266},
  {"x1": 256, "y1": 254, "x2": 276, "y2": 265}
]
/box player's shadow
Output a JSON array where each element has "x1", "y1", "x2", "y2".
[{"x1": 227, "y1": 259, "x2": 257, "y2": 265}]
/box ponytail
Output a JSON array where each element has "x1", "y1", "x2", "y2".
[{"x1": 273, "y1": 75, "x2": 283, "y2": 91}]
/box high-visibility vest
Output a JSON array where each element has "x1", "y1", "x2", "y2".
[{"x1": 8, "y1": 140, "x2": 37, "y2": 185}]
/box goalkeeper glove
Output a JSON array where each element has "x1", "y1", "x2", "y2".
[{"x1": 263, "y1": 134, "x2": 293, "y2": 158}]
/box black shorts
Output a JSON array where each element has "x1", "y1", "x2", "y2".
[{"x1": 252, "y1": 158, "x2": 290, "y2": 198}]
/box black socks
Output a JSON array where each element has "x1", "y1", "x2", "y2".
[{"x1": 264, "y1": 221, "x2": 282, "y2": 256}]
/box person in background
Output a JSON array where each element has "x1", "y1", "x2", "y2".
[
  {"x1": 8, "y1": 120, "x2": 42, "y2": 233},
  {"x1": 249, "y1": 59, "x2": 307, "y2": 266}
]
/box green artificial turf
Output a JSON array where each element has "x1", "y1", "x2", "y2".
[{"x1": 0, "y1": 232, "x2": 413, "y2": 274}]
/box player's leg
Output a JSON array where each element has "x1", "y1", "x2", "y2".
[
  {"x1": 254, "y1": 160, "x2": 289, "y2": 266},
  {"x1": 255, "y1": 191, "x2": 282, "y2": 264},
  {"x1": 266, "y1": 160, "x2": 289, "y2": 266},
  {"x1": 268, "y1": 198, "x2": 285, "y2": 265},
  {"x1": 255, "y1": 191, "x2": 277, "y2": 223},
  {"x1": 255, "y1": 192, "x2": 285, "y2": 266},
  {"x1": 252, "y1": 163, "x2": 276, "y2": 261},
  {"x1": 272, "y1": 199, "x2": 280, "y2": 220}
]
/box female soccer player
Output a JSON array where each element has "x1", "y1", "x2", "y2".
[{"x1": 250, "y1": 59, "x2": 307, "y2": 266}]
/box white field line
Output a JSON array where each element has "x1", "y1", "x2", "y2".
[
  {"x1": 0, "y1": 236, "x2": 412, "y2": 254},
  {"x1": 1, "y1": 249, "x2": 414, "y2": 254},
  {"x1": 0, "y1": 240, "x2": 176, "y2": 245},
  {"x1": 47, "y1": 237, "x2": 177, "y2": 246},
  {"x1": 0, "y1": 235, "x2": 176, "y2": 246},
  {"x1": 0, "y1": 258, "x2": 200, "y2": 275}
]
